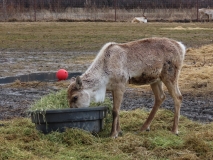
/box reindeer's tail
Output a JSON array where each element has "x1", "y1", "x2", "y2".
[{"x1": 177, "y1": 41, "x2": 186, "y2": 63}]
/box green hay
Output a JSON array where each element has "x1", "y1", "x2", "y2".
[
  {"x1": 29, "y1": 89, "x2": 69, "y2": 112},
  {"x1": 29, "y1": 89, "x2": 113, "y2": 112},
  {"x1": 1, "y1": 109, "x2": 213, "y2": 160}
]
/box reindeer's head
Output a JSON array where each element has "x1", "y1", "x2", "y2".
[{"x1": 67, "y1": 76, "x2": 90, "y2": 108}]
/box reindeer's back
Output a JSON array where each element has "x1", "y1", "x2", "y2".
[
  {"x1": 105, "y1": 37, "x2": 185, "y2": 85},
  {"x1": 89, "y1": 37, "x2": 185, "y2": 86}
]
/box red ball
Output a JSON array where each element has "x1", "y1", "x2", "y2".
[{"x1": 56, "y1": 69, "x2": 68, "y2": 81}]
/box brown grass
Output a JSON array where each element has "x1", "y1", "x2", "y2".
[
  {"x1": 1, "y1": 22, "x2": 213, "y2": 52},
  {"x1": 1, "y1": 109, "x2": 213, "y2": 160},
  {"x1": 3, "y1": 80, "x2": 70, "y2": 89},
  {"x1": 179, "y1": 44, "x2": 213, "y2": 94}
]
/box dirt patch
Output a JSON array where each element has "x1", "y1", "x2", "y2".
[
  {"x1": 0, "y1": 45, "x2": 213, "y2": 123},
  {"x1": 1, "y1": 84, "x2": 213, "y2": 123},
  {"x1": 0, "y1": 52, "x2": 95, "y2": 77},
  {"x1": 120, "y1": 89, "x2": 213, "y2": 122}
]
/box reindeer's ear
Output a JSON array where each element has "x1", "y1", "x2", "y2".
[
  {"x1": 70, "y1": 77, "x2": 76, "y2": 83},
  {"x1": 75, "y1": 76, "x2": 82, "y2": 89}
]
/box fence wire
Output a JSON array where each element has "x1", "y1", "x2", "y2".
[{"x1": 0, "y1": 0, "x2": 213, "y2": 22}]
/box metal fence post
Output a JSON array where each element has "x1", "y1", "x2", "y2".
[
  {"x1": 3, "y1": 0, "x2": 7, "y2": 21},
  {"x1": 114, "y1": 0, "x2": 117, "y2": 22}
]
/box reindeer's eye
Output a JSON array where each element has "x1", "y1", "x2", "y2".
[{"x1": 72, "y1": 96, "x2": 78, "y2": 102}]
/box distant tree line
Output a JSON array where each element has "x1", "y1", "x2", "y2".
[{"x1": 1, "y1": 0, "x2": 213, "y2": 11}]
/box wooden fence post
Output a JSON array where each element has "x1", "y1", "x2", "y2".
[{"x1": 114, "y1": 0, "x2": 117, "y2": 21}]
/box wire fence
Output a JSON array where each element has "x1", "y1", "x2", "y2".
[{"x1": 0, "y1": 0, "x2": 213, "y2": 22}]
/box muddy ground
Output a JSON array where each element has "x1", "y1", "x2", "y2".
[{"x1": 0, "y1": 51, "x2": 213, "y2": 123}]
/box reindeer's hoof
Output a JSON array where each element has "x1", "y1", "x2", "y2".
[
  {"x1": 110, "y1": 132, "x2": 118, "y2": 138},
  {"x1": 171, "y1": 130, "x2": 179, "y2": 135},
  {"x1": 118, "y1": 131, "x2": 123, "y2": 136},
  {"x1": 110, "y1": 131, "x2": 123, "y2": 138},
  {"x1": 174, "y1": 132, "x2": 179, "y2": 136},
  {"x1": 140, "y1": 126, "x2": 150, "y2": 132}
]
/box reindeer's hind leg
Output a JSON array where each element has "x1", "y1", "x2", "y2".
[
  {"x1": 162, "y1": 71, "x2": 182, "y2": 135},
  {"x1": 141, "y1": 80, "x2": 165, "y2": 131},
  {"x1": 111, "y1": 87, "x2": 125, "y2": 138}
]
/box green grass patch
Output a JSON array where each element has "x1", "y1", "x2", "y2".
[{"x1": 1, "y1": 109, "x2": 213, "y2": 160}]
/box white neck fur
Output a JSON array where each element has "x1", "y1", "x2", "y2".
[{"x1": 84, "y1": 79, "x2": 107, "y2": 103}]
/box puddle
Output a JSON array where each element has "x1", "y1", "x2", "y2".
[{"x1": 0, "y1": 72, "x2": 82, "y2": 84}]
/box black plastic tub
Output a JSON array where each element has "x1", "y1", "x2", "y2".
[
  {"x1": 0, "y1": 72, "x2": 81, "y2": 84},
  {"x1": 31, "y1": 106, "x2": 108, "y2": 134}
]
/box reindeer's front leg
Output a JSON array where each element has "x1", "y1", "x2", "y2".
[{"x1": 111, "y1": 88, "x2": 125, "y2": 138}]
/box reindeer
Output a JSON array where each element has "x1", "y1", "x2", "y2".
[
  {"x1": 67, "y1": 37, "x2": 186, "y2": 138},
  {"x1": 199, "y1": 8, "x2": 213, "y2": 22},
  {"x1": 131, "y1": 17, "x2": 147, "y2": 23},
  {"x1": 131, "y1": 8, "x2": 147, "y2": 23}
]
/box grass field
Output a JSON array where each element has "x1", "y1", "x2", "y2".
[
  {"x1": 0, "y1": 22, "x2": 213, "y2": 51},
  {"x1": 0, "y1": 22, "x2": 213, "y2": 160}
]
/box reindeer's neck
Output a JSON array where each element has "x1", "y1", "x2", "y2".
[
  {"x1": 81, "y1": 68, "x2": 107, "y2": 103},
  {"x1": 81, "y1": 43, "x2": 113, "y2": 102}
]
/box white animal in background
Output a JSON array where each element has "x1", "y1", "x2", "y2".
[
  {"x1": 67, "y1": 37, "x2": 186, "y2": 138},
  {"x1": 131, "y1": 17, "x2": 147, "y2": 23},
  {"x1": 199, "y1": 8, "x2": 213, "y2": 21}
]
